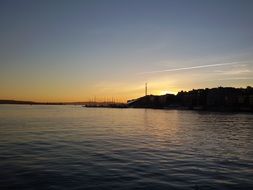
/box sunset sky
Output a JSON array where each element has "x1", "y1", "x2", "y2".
[{"x1": 1, "y1": 0, "x2": 253, "y2": 102}]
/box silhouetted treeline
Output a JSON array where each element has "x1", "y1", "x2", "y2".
[{"x1": 128, "y1": 87, "x2": 253, "y2": 112}]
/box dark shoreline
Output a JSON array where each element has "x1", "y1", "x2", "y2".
[
  {"x1": 84, "y1": 105, "x2": 253, "y2": 113},
  {"x1": 127, "y1": 86, "x2": 253, "y2": 113},
  {"x1": 0, "y1": 100, "x2": 88, "y2": 105},
  {"x1": 1, "y1": 86, "x2": 253, "y2": 113},
  {"x1": 1, "y1": 102, "x2": 253, "y2": 113}
]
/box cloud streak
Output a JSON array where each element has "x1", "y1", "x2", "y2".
[
  {"x1": 215, "y1": 69, "x2": 251, "y2": 75},
  {"x1": 138, "y1": 62, "x2": 242, "y2": 75},
  {"x1": 203, "y1": 77, "x2": 253, "y2": 83}
]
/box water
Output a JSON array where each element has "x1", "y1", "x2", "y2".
[{"x1": 0, "y1": 105, "x2": 252, "y2": 190}]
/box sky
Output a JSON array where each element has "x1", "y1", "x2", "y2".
[{"x1": 0, "y1": 0, "x2": 253, "y2": 102}]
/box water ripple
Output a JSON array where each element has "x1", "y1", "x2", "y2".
[{"x1": 0, "y1": 105, "x2": 253, "y2": 189}]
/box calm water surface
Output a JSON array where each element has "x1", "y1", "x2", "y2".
[{"x1": 0, "y1": 105, "x2": 252, "y2": 190}]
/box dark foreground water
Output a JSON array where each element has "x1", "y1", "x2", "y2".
[{"x1": 0, "y1": 105, "x2": 253, "y2": 190}]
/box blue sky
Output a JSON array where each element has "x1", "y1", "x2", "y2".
[{"x1": 0, "y1": 0, "x2": 253, "y2": 101}]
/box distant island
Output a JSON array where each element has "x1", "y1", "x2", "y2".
[
  {"x1": 1, "y1": 86, "x2": 253, "y2": 112},
  {"x1": 128, "y1": 86, "x2": 253, "y2": 112}
]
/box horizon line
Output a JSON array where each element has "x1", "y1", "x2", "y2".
[{"x1": 1, "y1": 85, "x2": 252, "y2": 104}]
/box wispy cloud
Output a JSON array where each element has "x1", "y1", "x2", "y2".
[
  {"x1": 205, "y1": 77, "x2": 253, "y2": 82},
  {"x1": 138, "y1": 62, "x2": 242, "y2": 75},
  {"x1": 215, "y1": 69, "x2": 251, "y2": 75}
]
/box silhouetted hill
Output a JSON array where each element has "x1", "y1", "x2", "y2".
[
  {"x1": 0, "y1": 100, "x2": 86, "y2": 105},
  {"x1": 128, "y1": 87, "x2": 253, "y2": 112},
  {"x1": 0, "y1": 100, "x2": 36, "y2": 104}
]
